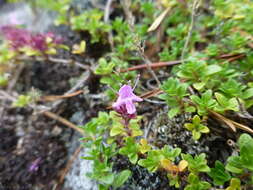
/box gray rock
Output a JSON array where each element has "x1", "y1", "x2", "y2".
[
  {"x1": 64, "y1": 147, "x2": 98, "y2": 190},
  {"x1": 0, "y1": 2, "x2": 54, "y2": 32}
]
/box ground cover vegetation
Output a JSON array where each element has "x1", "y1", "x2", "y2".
[{"x1": 1, "y1": 0, "x2": 253, "y2": 189}]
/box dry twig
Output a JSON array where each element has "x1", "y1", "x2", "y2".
[
  {"x1": 181, "y1": 0, "x2": 200, "y2": 63},
  {"x1": 17, "y1": 56, "x2": 89, "y2": 70},
  {"x1": 104, "y1": 0, "x2": 114, "y2": 49},
  {"x1": 147, "y1": 7, "x2": 171, "y2": 33},
  {"x1": 55, "y1": 146, "x2": 82, "y2": 190},
  {"x1": 218, "y1": 53, "x2": 245, "y2": 59},
  {"x1": 220, "y1": 54, "x2": 245, "y2": 64},
  {"x1": 121, "y1": 52, "x2": 244, "y2": 72},
  {"x1": 236, "y1": 98, "x2": 253, "y2": 120},
  {"x1": 7, "y1": 63, "x2": 25, "y2": 92},
  {"x1": 43, "y1": 111, "x2": 84, "y2": 135},
  {"x1": 210, "y1": 111, "x2": 253, "y2": 135},
  {"x1": 120, "y1": 60, "x2": 182, "y2": 72},
  {"x1": 40, "y1": 90, "x2": 84, "y2": 102},
  {"x1": 121, "y1": 0, "x2": 161, "y2": 85},
  {"x1": 0, "y1": 90, "x2": 17, "y2": 101},
  {"x1": 48, "y1": 57, "x2": 90, "y2": 70},
  {"x1": 143, "y1": 98, "x2": 166, "y2": 105},
  {"x1": 50, "y1": 70, "x2": 90, "y2": 110}
]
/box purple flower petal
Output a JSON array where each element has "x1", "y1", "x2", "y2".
[
  {"x1": 125, "y1": 99, "x2": 136, "y2": 114},
  {"x1": 28, "y1": 158, "x2": 41, "y2": 172},
  {"x1": 113, "y1": 85, "x2": 142, "y2": 117}
]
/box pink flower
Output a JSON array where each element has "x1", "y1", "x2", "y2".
[
  {"x1": 31, "y1": 33, "x2": 48, "y2": 51},
  {"x1": 0, "y1": 26, "x2": 31, "y2": 49},
  {"x1": 0, "y1": 26, "x2": 62, "y2": 51},
  {"x1": 28, "y1": 158, "x2": 41, "y2": 172},
  {"x1": 113, "y1": 85, "x2": 142, "y2": 118}
]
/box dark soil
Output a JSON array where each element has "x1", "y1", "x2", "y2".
[
  {"x1": 0, "y1": 106, "x2": 67, "y2": 190},
  {"x1": 113, "y1": 155, "x2": 171, "y2": 190}
]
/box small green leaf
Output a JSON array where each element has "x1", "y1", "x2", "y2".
[
  {"x1": 192, "y1": 131, "x2": 201, "y2": 140},
  {"x1": 110, "y1": 125, "x2": 125, "y2": 136},
  {"x1": 215, "y1": 92, "x2": 228, "y2": 106},
  {"x1": 20, "y1": 46, "x2": 40, "y2": 56},
  {"x1": 119, "y1": 137, "x2": 139, "y2": 164},
  {"x1": 205, "y1": 65, "x2": 222, "y2": 75},
  {"x1": 98, "y1": 112, "x2": 110, "y2": 125},
  {"x1": 242, "y1": 88, "x2": 253, "y2": 99},
  {"x1": 193, "y1": 82, "x2": 206, "y2": 90},
  {"x1": 138, "y1": 150, "x2": 164, "y2": 172},
  {"x1": 228, "y1": 98, "x2": 239, "y2": 112},
  {"x1": 12, "y1": 95, "x2": 31, "y2": 107},
  {"x1": 190, "y1": 95, "x2": 201, "y2": 104},
  {"x1": 167, "y1": 173, "x2": 180, "y2": 188},
  {"x1": 100, "y1": 173, "x2": 115, "y2": 185},
  {"x1": 95, "y1": 58, "x2": 115, "y2": 75},
  {"x1": 206, "y1": 43, "x2": 219, "y2": 56},
  {"x1": 113, "y1": 170, "x2": 131, "y2": 188},
  {"x1": 162, "y1": 146, "x2": 181, "y2": 161},
  {"x1": 0, "y1": 74, "x2": 8, "y2": 86},
  {"x1": 192, "y1": 115, "x2": 201, "y2": 125},
  {"x1": 208, "y1": 161, "x2": 231, "y2": 185},
  {"x1": 129, "y1": 118, "x2": 143, "y2": 137},
  {"x1": 184, "y1": 115, "x2": 209, "y2": 140},
  {"x1": 138, "y1": 139, "x2": 151, "y2": 154},
  {"x1": 129, "y1": 153, "x2": 138, "y2": 164},
  {"x1": 215, "y1": 93, "x2": 239, "y2": 112},
  {"x1": 185, "y1": 106, "x2": 196, "y2": 113},
  {"x1": 182, "y1": 153, "x2": 210, "y2": 173},
  {"x1": 168, "y1": 107, "x2": 180, "y2": 118},
  {"x1": 226, "y1": 156, "x2": 243, "y2": 174},
  {"x1": 190, "y1": 90, "x2": 217, "y2": 115},
  {"x1": 98, "y1": 184, "x2": 108, "y2": 190},
  {"x1": 238, "y1": 133, "x2": 253, "y2": 148},
  {"x1": 185, "y1": 173, "x2": 211, "y2": 190},
  {"x1": 238, "y1": 134, "x2": 253, "y2": 171},
  {"x1": 226, "y1": 178, "x2": 241, "y2": 190},
  {"x1": 185, "y1": 123, "x2": 194, "y2": 131},
  {"x1": 199, "y1": 125, "x2": 210, "y2": 133}
]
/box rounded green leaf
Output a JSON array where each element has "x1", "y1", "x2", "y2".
[
  {"x1": 199, "y1": 125, "x2": 210, "y2": 133},
  {"x1": 193, "y1": 82, "x2": 206, "y2": 90},
  {"x1": 185, "y1": 123, "x2": 194, "y2": 131},
  {"x1": 205, "y1": 65, "x2": 222, "y2": 75},
  {"x1": 185, "y1": 106, "x2": 196, "y2": 113},
  {"x1": 113, "y1": 170, "x2": 131, "y2": 188},
  {"x1": 192, "y1": 130, "x2": 201, "y2": 140},
  {"x1": 100, "y1": 173, "x2": 115, "y2": 185},
  {"x1": 168, "y1": 107, "x2": 180, "y2": 118},
  {"x1": 110, "y1": 126, "x2": 125, "y2": 136},
  {"x1": 192, "y1": 115, "x2": 201, "y2": 125}
]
